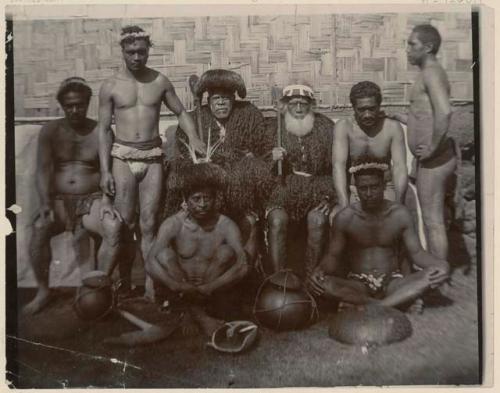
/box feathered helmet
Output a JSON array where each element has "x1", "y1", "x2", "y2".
[
  {"x1": 349, "y1": 156, "x2": 390, "y2": 176},
  {"x1": 179, "y1": 161, "x2": 227, "y2": 199},
  {"x1": 194, "y1": 69, "x2": 247, "y2": 99}
]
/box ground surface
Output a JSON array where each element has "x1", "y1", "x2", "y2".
[{"x1": 11, "y1": 240, "x2": 479, "y2": 388}]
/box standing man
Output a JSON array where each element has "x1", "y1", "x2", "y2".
[
  {"x1": 23, "y1": 77, "x2": 122, "y2": 314},
  {"x1": 97, "y1": 25, "x2": 203, "y2": 300},
  {"x1": 307, "y1": 160, "x2": 450, "y2": 309},
  {"x1": 333, "y1": 81, "x2": 408, "y2": 211},
  {"x1": 388, "y1": 24, "x2": 456, "y2": 260},
  {"x1": 266, "y1": 84, "x2": 335, "y2": 274}
]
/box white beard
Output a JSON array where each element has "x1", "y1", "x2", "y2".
[{"x1": 284, "y1": 111, "x2": 315, "y2": 137}]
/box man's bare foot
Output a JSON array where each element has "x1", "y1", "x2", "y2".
[
  {"x1": 408, "y1": 298, "x2": 424, "y2": 314},
  {"x1": 189, "y1": 305, "x2": 224, "y2": 337},
  {"x1": 22, "y1": 289, "x2": 53, "y2": 315}
]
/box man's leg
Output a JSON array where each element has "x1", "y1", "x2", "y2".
[
  {"x1": 380, "y1": 268, "x2": 440, "y2": 308},
  {"x1": 267, "y1": 208, "x2": 289, "y2": 273},
  {"x1": 81, "y1": 199, "x2": 122, "y2": 275},
  {"x1": 320, "y1": 275, "x2": 372, "y2": 305},
  {"x1": 305, "y1": 209, "x2": 329, "y2": 275},
  {"x1": 138, "y1": 162, "x2": 164, "y2": 301},
  {"x1": 112, "y1": 158, "x2": 139, "y2": 293},
  {"x1": 72, "y1": 226, "x2": 95, "y2": 276},
  {"x1": 416, "y1": 157, "x2": 457, "y2": 259},
  {"x1": 23, "y1": 205, "x2": 65, "y2": 314}
]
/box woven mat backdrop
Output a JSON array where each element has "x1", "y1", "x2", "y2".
[{"x1": 13, "y1": 13, "x2": 473, "y2": 119}]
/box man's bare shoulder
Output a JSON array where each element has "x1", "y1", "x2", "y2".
[
  {"x1": 100, "y1": 77, "x2": 118, "y2": 95},
  {"x1": 333, "y1": 118, "x2": 352, "y2": 135},
  {"x1": 386, "y1": 201, "x2": 413, "y2": 222},
  {"x1": 383, "y1": 117, "x2": 404, "y2": 134},
  {"x1": 154, "y1": 71, "x2": 174, "y2": 89},
  {"x1": 218, "y1": 214, "x2": 238, "y2": 229},
  {"x1": 422, "y1": 63, "x2": 449, "y2": 85},
  {"x1": 334, "y1": 205, "x2": 356, "y2": 226},
  {"x1": 39, "y1": 118, "x2": 63, "y2": 139}
]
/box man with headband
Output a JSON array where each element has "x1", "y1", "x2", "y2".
[
  {"x1": 23, "y1": 77, "x2": 122, "y2": 314},
  {"x1": 333, "y1": 81, "x2": 408, "y2": 211},
  {"x1": 97, "y1": 25, "x2": 202, "y2": 300},
  {"x1": 307, "y1": 158, "x2": 450, "y2": 310},
  {"x1": 265, "y1": 83, "x2": 335, "y2": 275}
]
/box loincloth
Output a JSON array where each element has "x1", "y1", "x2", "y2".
[
  {"x1": 347, "y1": 271, "x2": 403, "y2": 298},
  {"x1": 265, "y1": 174, "x2": 336, "y2": 222},
  {"x1": 34, "y1": 192, "x2": 102, "y2": 232},
  {"x1": 111, "y1": 137, "x2": 164, "y2": 182}
]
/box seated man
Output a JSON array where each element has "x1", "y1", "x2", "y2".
[
  {"x1": 307, "y1": 159, "x2": 449, "y2": 309},
  {"x1": 24, "y1": 77, "x2": 122, "y2": 315},
  {"x1": 266, "y1": 84, "x2": 335, "y2": 274},
  {"x1": 146, "y1": 163, "x2": 251, "y2": 336}
]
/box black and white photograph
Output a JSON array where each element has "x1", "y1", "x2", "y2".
[{"x1": 4, "y1": 1, "x2": 489, "y2": 389}]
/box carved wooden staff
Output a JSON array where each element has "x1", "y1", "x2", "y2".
[{"x1": 188, "y1": 74, "x2": 203, "y2": 142}]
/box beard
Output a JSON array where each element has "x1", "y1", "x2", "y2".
[{"x1": 284, "y1": 111, "x2": 315, "y2": 137}]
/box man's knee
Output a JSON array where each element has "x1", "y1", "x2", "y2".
[
  {"x1": 139, "y1": 214, "x2": 156, "y2": 237},
  {"x1": 101, "y1": 217, "x2": 122, "y2": 247},
  {"x1": 267, "y1": 209, "x2": 288, "y2": 230},
  {"x1": 307, "y1": 209, "x2": 329, "y2": 231}
]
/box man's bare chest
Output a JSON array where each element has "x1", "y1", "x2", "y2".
[
  {"x1": 347, "y1": 216, "x2": 400, "y2": 247},
  {"x1": 112, "y1": 80, "x2": 164, "y2": 109},
  {"x1": 348, "y1": 128, "x2": 391, "y2": 159},
  {"x1": 53, "y1": 129, "x2": 99, "y2": 163}
]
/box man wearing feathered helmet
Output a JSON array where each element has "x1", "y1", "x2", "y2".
[
  {"x1": 166, "y1": 69, "x2": 273, "y2": 262},
  {"x1": 265, "y1": 82, "x2": 336, "y2": 275},
  {"x1": 97, "y1": 25, "x2": 203, "y2": 301},
  {"x1": 307, "y1": 157, "x2": 450, "y2": 311},
  {"x1": 23, "y1": 77, "x2": 122, "y2": 314},
  {"x1": 333, "y1": 81, "x2": 408, "y2": 213},
  {"x1": 147, "y1": 162, "x2": 255, "y2": 339}
]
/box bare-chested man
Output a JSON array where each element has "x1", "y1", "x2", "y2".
[
  {"x1": 97, "y1": 26, "x2": 202, "y2": 300},
  {"x1": 24, "y1": 77, "x2": 122, "y2": 314},
  {"x1": 307, "y1": 160, "x2": 449, "y2": 308},
  {"x1": 388, "y1": 25, "x2": 456, "y2": 260},
  {"x1": 146, "y1": 163, "x2": 250, "y2": 336},
  {"x1": 333, "y1": 81, "x2": 408, "y2": 211}
]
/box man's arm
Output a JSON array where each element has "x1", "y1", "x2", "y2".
[
  {"x1": 97, "y1": 80, "x2": 115, "y2": 196},
  {"x1": 145, "y1": 217, "x2": 188, "y2": 292},
  {"x1": 399, "y1": 206, "x2": 450, "y2": 282},
  {"x1": 162, "y1": 76, "x2": 205, "y2": 153},
  {"x1": 421, "y1": 67, "x2": 452, "y2": 161},
  {"x1": 332, "y1": 120, "x2": 350, "y2": 208},
  {"x1": 199, "y1": 219, "x2": 249, "y2": 295},
  {"x1": 35, "y1": 124, "x2": 55, "y2": 221},
  {"x1": 390, "y1": 122, "x2": 408, "y2": 203}
]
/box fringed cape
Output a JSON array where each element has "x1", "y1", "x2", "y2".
[{"x1": 266, "y1": 112, "x2": 337, "y2": 221}]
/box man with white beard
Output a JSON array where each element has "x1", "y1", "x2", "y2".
[{"x1": 265, "y1": 84, "x2": 335, "y2": 275}]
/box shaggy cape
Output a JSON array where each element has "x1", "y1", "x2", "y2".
[
  {"x1": 265, "y1": 112, "x2": 337, "y2": 221},
  {"x1": 164, "y1": 101, "x2": 275, "y2": 220}
]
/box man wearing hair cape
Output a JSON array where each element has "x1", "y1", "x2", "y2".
[
  {"x1": 97, "y1": 26, "x2": 203, "y2": 300},
  {"x1": 23, "y1": 77, "x2": 122, "y2": 314},
  {"x1": 166, "y1": 69, "x2": 273, "y2": 265},
  {"x1": 265, "y1": 84, "x2": 335, "y2": 275},
  {"x1": 307, "y1": 159, "x2": 450, "y2": 309}
]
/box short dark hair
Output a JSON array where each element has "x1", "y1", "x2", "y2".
[
  {"x1": 412, "y1": 24, "x2": 441, "y2": 54},
  {"x1": 56, "y1": 77, "x2": 92, "y2": 105},
  {"x1": 180, "y1": 163, "x2": 226, "y2": 200},
  {"x1": 349, "y1": 81, "x2": 382, "y2": 107},
  {"x1": 120, "y1": 25, "x2": 152, "y2": 48}
]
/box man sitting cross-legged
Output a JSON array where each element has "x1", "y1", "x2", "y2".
[
  {"x1": 146, "y1": 163, "x2": 251, "y2": 336},
  {"x1": 307, "y1": 158, "x2": 450, "y2": 310}
]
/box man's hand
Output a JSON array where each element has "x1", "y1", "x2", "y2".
[
  {"x1": 196, "y1": 283, "x2": 213, "y2": 297},
  {"x1": 415, "y1": 144, "x2": 433, "y2": 161},
  {"x1": 384, "y1": 111, "x2": 408, "y2": 125},
  {"x1": 100, "y1": 172, "x2": 115, "y2": 197},
  {"x1": 426, "y1": 266, "x2": 450, "y2": 288},
  {"x1": 272, "y1": 147, "x2": 286, "y2": 162},
  {"x1": 99, "y1": 200, "x2": 123, "y2": 222},
  {"x1": 306, "y1": 267, "x2": 326, "y2": 297},
  {"x1": 38, "y1": 204, "x2": 55, "y2": 226},
  {"x1": 312, "y1": 197, "x2": 331, "y2": 216},
  {"x1": 189, "y1": 136, "x2": 207, "y2": 155}
]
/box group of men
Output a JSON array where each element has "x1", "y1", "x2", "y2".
[{"x1": 24, "y1": 23, "x2": 454, "y2": 338}]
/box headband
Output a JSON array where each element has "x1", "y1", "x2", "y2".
[
  {"x1": 349, "y1": 162, "x2": 389, "y2": 174},
  {"x1": 282, "y1": 84, "x2": 315, "y2": 100},
  {"x1": 119, "y1": 31, "x2": 150, "y2": 44}
]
